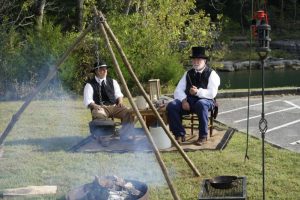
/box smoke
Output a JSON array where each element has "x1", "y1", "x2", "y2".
[{"x1": 0, "y1": 73, "x2": 169, "y2": 194}]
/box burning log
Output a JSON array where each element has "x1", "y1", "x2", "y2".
[
  {"x1": 95, "y1": 176, "x2": 140, "y2": 195},
  {"x1": 67, "y1": 175, "x2": 148, "y2": 200}
]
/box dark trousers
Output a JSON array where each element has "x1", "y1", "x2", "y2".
[{"x1": 166, "y1": 96, "x2": 214, "y2": 138}]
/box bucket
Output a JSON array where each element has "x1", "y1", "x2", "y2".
[{"x1": 149, "y1": 126, "x2": 171, "y2": 149}]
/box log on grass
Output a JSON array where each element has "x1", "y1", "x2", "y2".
[{"x1": 3, "y1": 185, "x2": 57, "y2": 196}]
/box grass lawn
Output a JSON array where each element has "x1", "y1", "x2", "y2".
[{"x1": 0, "y1": 99, "x2": 299, "y2": 200}]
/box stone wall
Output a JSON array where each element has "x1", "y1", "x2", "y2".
[
  {"x1": 218, "y1": 58, "x2": 300, "y2": 72},
  {"x1": 217, "y1": 39, "x2": 300, "y2": 71},
  {"x1": 271, "y1": 40, "x2": 300, "y2": 57}
]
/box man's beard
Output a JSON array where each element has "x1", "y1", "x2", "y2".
[{"x1": 193, "y1": 64, "x2": 205, "y2": 71}]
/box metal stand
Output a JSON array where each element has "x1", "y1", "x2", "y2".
[
  {"x1": 256, "y1": 22, "x2": 271, "y2": 200},
  {"x1": 258, "y1": 53, "x2": 268, "y2": 200}
]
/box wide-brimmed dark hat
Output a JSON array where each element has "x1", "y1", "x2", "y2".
[
  {"x1": 91, "y1": 60, "x2": 109, "y2": 72},
  {"x1": 190, "y1": 46, "x2": 208, "y2": 59}
]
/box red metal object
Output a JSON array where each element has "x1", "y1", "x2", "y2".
[
  {"x1": 251, "y1": 10, "x2": 269, "y2": 38},
  {"x1": 255, "y1": 10, "x2": 269, "y2": 24}
]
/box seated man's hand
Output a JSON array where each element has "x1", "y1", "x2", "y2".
[
  {"x1": 182, "y1": 99, "x2": 190, "y2": 111},
  {"x1": 116, "y1": 97, "x2": 124, "y2": 107},
  {"x1": 189, "y1": 86, "x2": 198, "y2": 96},
  {"x1": 91, "y1": 106, "x2": 108, "y2": 119},
  {"x1": 89, "y1": 103, "x2": 102, "y2": 110}
]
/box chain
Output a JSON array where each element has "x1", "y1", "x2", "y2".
[
  {"x1": 93, "y1": 15, "x2": 107, "y2": 66},
  {"x1": 93, "y1": 15, "x2": 104, "y2": 106},
  {"x1": 94, "y1": 16, "x2": 100, "y2": 66},
  {"x1": 244, "y1": 6, "x2": 254, "y2": 162}
]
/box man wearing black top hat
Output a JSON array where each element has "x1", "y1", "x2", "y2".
[
  {"x1": 83, "y1": 61, "x2": 132, "y2": 136},
  {"x1": 166, "y1": 46, "x2": 220, "y2": 145}
]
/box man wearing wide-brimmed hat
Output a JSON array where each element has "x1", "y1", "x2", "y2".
[
  {"x1": 83, "y1": 60, "x2": 132, "y2": 136},
  {"x1": 167, "y1": 46, "x2": 220, "y2": 146}
]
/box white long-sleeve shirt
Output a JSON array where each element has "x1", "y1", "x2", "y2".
[
  {"x1": 174, "y1": 67, "x2": 220, "y2": 101},
  {"x1": 83, "y1": 76, "x2": 124, "y2": 107}
]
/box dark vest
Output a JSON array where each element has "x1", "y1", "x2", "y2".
[
  {"x1": 87, "y1": 77, "x2": 116, "y2": 105},
  {"x1": 185, "y1": 66, "x2": 212, "y2": 97}
]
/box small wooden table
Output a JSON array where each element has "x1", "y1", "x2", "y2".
[{"x1": 130, "y1": 107, "x2": 168, "y2": 127}]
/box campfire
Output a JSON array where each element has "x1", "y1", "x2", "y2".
[{"x1": 67, "y1": 175, "x2": 148, "y2": 200}]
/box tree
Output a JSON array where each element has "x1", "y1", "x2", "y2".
[
  {"x1": 293, "y1": 0, "x2": 297, "y2": 24},
  {"x1": 0, "y1": 0, "x2": 35, "y2": 28},
  {"x1": 76, "y1": 0, "x2": 85, "y2": 31},
  {"x1": 123, "y1": 0, "x2": 132, "y2": 15},
  {"x1": 98, "y1": 0, "x2": 221, "y2": 91},
  {"x1": 34, "y1": 0, "x2": 46, "y2": 30},
  {"x1": 280, "y1": 0, "x2": 284, "y2": 31}
]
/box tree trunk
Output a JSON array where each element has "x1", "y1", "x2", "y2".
[
  {"x1": 34, "y1": 0, "x2": 46, "y2": 30},
  {"x1": 140, "y1": 0, "x2": 146, "y2": 14},
  {"x1": 279, "y1": 0, "x2": 284, "y2": 32},
  {"x1": 76, "y1": 0, "x2": 84, "y2": 31},
  {"x1": 123, "y1": 0, "x2": 131, "y2": 15},
  {"x1": 240, "y1": 0, "x2": 244, "y2": 34},
  {"x1": 293, "y1": 0, "x2": 297, "y2": 24}
]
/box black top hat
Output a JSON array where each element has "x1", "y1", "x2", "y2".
[{"x1": 190, "y1": 46, "x2": 208, "y2": 59}]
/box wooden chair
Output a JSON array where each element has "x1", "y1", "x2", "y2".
[{"x1": 182, "y1": 99, "x2": 218, "y2": 137}]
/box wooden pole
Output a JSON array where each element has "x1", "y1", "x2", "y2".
[
  {"x1": 98, "y1": 11, "x2": 201, "y2": 177},
  {"x1": 0, "y1": 23, "x2": 94, "y2": 146},
  {"x1": 94, "y1": 8, "x2": 181, "y2": 200}
]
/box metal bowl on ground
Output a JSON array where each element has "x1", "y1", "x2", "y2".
[{"x1": 209, "y1": 175, "x2": 238, "y2": 189}]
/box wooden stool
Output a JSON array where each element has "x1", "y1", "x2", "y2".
[{"x1": 182, "y1": 109, "x2": 214, "y2": 137}]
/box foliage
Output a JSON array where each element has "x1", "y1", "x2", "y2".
[
  {"x1": 19, "y1": 22, "x2": 67, "y2": 82},
  {"x1": 3, "y1": 0, "x2": 298, "y2": 98},
  {"x1": 0, "y1": 0, "x2": 35, "y2": 27},
  {"x1": 0, "y1": 26, "x2": 23, "y2": 99},
  {"x1": 1, "y1": 0, "x2": 223, "y2": 98},
  {"x1": 102, "y1": 0, "x2": 219, "y2": 93},
  {"x1": 0, "y1": 21, "x2": 80, "y2": 100}
]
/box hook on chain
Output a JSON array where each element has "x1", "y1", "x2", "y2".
[{"x1": 259, "y1": 117, "x2": 268, "y2": 134}]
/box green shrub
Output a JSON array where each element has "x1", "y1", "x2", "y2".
[
  {"x1": 98, "y1": 0, "x2": 219, "y2": 93},
  {"x1": 0, "y1": 21, "x2": 82, "y2": 100},
  {"x1": 1, "y1": 1, "x2": 224, "y2": 98},
  {"x1": 0, "y1": 26, "x2": 23, "y2": 99}
]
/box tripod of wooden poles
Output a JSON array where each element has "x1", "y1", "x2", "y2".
[{"x1": 0, "y1": 7, "x2": 202, "y2": 200}]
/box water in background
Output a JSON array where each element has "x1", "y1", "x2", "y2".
[{"x1": 217, "y1": 69, "x2": 300, "y2": 89}]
